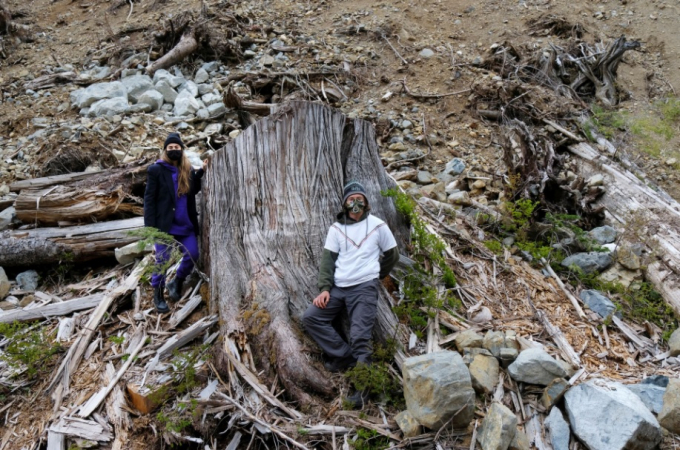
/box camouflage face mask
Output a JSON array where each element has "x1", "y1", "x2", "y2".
[{"x1": 346, "y1": 199, "x2": 365, "y2": 214}]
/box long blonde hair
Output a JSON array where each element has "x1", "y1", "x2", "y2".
[{"x1": 161, "y1": 151, "x2": 192, "y2": 196}]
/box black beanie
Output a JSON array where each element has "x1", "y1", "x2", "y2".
[
  {"x1": 342, "y1": 181, "x2": 368, "y2": 203},
  {"x1": 164, "y1": 132, "x2": 184, "y2": 149}
]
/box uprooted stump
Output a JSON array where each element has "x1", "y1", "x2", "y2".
[{"x1": 205, "y1": 101, "x2": 409, "y2": 407}]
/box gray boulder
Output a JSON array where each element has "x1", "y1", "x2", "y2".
[
  {"x1": 564, "y1": 380, "x2": 662, "y2": 450},
  {"x1": 89, "y1": 97, "x2": 129, "y2": 117},
  {"x1": 207, "y1": 102, "x2": 226, "y2": 117},
  {"x1": 179, "y1": 80, "x2": 199, "y2": 97},
  {"x1": 121, "y1": 75, "x2": 154, "y2": 103},
  {"x1": 201, "y1": 61, "x2": 220, "y2": 72},
  {"x1": 669, "y1": 328, "x2": 680, "y2": 357},
  {"x1": 0, "y1": 267, "x2": 10, "y2": 300},
  {"x1": 0, "y1": 206, "x2": 15, "y2": 231},
  {"x1": 445, "y1": 158, "x2": 466, "y2": 176},
  {"x1": 478, "y1": 402, "x2": 517, "y2": 450},
  {"x1": 395, "y1": 410, "x2": 421, "y2": 438},
  {"x1": 589, "y1": 225, "x2": 617, "y2": 244},
  {"x1": 194, "y1": 68, "x2": 210, "y2": 83},
  {"x1": 641, "y1": 375, "x2": 669, "y2": 388},
  {"x1": 544, "y1": 407, "x2": 570, "y2": 450},
  {"x1": 402, "y1": 351, "x2": 475, "y2": 429},
  {"x1": 560, "y1": 252, "x2": 613, "y2": 274},
  {"x1": 659, "y1": 379, "x2": 680, "y2": 434},
  {"x1": 197, "y1": 83, "x2": 214, "y2": 95},
  {"x1": 70, "y1": 81, "x2": 127, "y2": 108},
  {"x1": 115, "y1": 242, "x2": 152, "y2": 265},
  {"x1": 16, "y1": 270, "x2": 39, "y2": 291},
  {"x1": 196, "y1": 108, "x2": 210, "y2": 120},
  {"x1": 155, "y1": 79, "x2": 179, "y2": 103},
  {"x1": 153, "y1": 69, "x2": 185, "y2": 88},
  {"x1": 625, "y1": 383, "x2": 665, "y2": 414},
  {"x1": 580, "y1": 290, "x2": 621, "y2": 319},
  {"x1": 454, "y1": 329, "x2": 483, "y2": 352},
  {"x1": 469, "y1": 353, "x2": 499, "y2": 395},
  {"x1": 482, "y1": 330, "x2": 505, "y2": 358},
  {"x1": 173, "y1": 91, "x2": 201, "y2": 116},
  {"x1": 201, "y1": 92, "x2": 222, "y2": 106},
  {"x1": 137, "y1": 90, "x2": 164, "y2": 111},
  {"x1": 507, "y1": 348, "x2": 567, "y2": 386}
]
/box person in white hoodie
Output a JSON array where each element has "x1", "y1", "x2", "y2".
[{"x1": 303, "y1": 181, "x2": 399, "y2": 408}]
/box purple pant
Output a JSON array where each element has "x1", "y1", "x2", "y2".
[{"x1": 151, "y1": 234, "x2": 199, "y2": 288}]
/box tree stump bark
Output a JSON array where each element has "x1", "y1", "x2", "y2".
[{"x1": 204, "y1": 102, "x2": 409, "y2": 407}]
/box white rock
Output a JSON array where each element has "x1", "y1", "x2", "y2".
[
  {"x1": 194, "y1": 68, "x2": 210, "y2": 84},
  {"x1": 70, "y1": 81, "x2": 127, "y2": 109},
  {"x1": 137, "y1": 90, "x2": 164, "y2": 111},
  {"x1": 173, "y1": 91, "x2": 201, "y2": 116},
  {"x1": 179, "y1": 81, "x2": 199, "y2": 98},
  {"x1": 88, "y1": 97, "x2": 130, "y2": 117},
  {"x1": 120, "y1": 75, "x2": 154, "y2": 103},
  {"x1": 155, "y1": 79, "x2": 179, "y2": 103}
]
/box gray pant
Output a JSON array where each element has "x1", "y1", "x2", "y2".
[{"x1": 302, "y1": 279, "x2": 379, "y2": 364}]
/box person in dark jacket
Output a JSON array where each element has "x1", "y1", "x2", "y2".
[
  {"x1": 302, "y1": 181, "x2": 400, "y2": 408},
  {"x1": 144, "y1": 132, "x2": 207, "y2": 313}
]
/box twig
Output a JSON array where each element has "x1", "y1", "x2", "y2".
[
  {"x1": 216, "y1": 393, "x2": 309, "y2": 450},
  {"x1": 543, "y1": 118, "x2": 583, "y2": 142},
  {"x1": 540, "y1": 257, "x2": 586, "y2": 319},
  {"x1": 421, "y1": 114, "x2": 433, "y2": 153},
  {"x1": 382, "y1": 35, "x2": 408, "y2": 65},
  {"x1": 433, "y1": 401, "x2": 471, "y2": 442},
  {"x1": 126, "y1": 0, "x2": 133, "y2": 22},
  {"x1": 400, "y1": 78, "x2": 471, "y2": 99}
]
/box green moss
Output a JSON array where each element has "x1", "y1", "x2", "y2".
[
  {"x1": 353, "y1": 428, "x2": 390, "y2": 450},
  {"x1": 484, "y1": 240, "x2": 503, "y2": 255},
  {"x1": 0, "y1": 321, "x2": 61, "y2": 379}
]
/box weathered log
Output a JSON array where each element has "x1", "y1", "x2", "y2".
[
  {"x1": 569, "y1": 142, "x2": 680, "y2": 316},
  {"x1": 205, "y1": 101, "x2": 409, "y2": 406},
  {"x1": 223, "y1": 86, "x2": 274, "y2": 116},
  {"x1": 12, "y1": 162, "x2": 148, "y2": 225},
  {"x1": 0, "y1": 293, "x2": 103, "y2": 323},
  {"x1": 0, "y1": 217, "x2": 144, "y2": 267},
  {"x1": 146, "y1": 31, "x2": 198, "y2": 76}
]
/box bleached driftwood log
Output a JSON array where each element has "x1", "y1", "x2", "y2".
[
  {"x1": 205, "y1": 101, "x2": 409, "y2": 405},
  {"x1": 11, "y1": 162, "x2": 148, "y2": 225},
  {"x1": 0, "y1": 217, "x2": 144, "y2": 267},
  {"x1": 569, "y1": 142, "x2": 680, "y2": 316},
  {"x1": 0, "y1": 294, "x2": 103, "y2": 323}
]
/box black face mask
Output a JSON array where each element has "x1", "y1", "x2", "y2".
[{"x1": 166, "y1": 150, "x2": 183, "y2": 161}]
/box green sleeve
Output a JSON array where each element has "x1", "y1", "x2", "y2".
[
  {"x1": 317, "y1": 249, "x2": 338, "y2": 293},
  {"x1": 379, "y1": 247, "x2": 400, "y2": 279}
]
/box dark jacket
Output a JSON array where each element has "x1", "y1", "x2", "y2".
[
  {"x1": 143, "y1": 163, "x2": 204, "y2": 235},
  {"x1": 317, "y1": 209, "x2": 400, "y2": 292}
]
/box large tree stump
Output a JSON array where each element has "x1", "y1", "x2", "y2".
[{"x1": 204, "y1": 102, "x2": 409, "y2": 407}]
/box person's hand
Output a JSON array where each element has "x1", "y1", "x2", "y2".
[
  {"x1": 202, "y1": 159, "x2": 208, "y2": 171},
  {"x1": 313, "y1": 291, "x2": 330, "y2": 309}
]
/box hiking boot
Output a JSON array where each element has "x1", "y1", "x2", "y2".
[
  {"x1": 324, "y1": 355, "x2": 357, "y2": 373},
  {"x1": 166, "y1": 277, "x2": 185, "y2": 302},
  {"x1": 154, "y1": 286, "x2": 170, "y2": 313},
  {"x1": 345, "y1": 388, "x2": 370, "y2": 409}
]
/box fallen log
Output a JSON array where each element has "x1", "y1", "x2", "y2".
[
  {"x1": 0, "y1": 293, "x2": 103, "y2": 323},
  {"x1": 205, "y1": 101, "x2": 409, "y2": 406},
  {"x1": 146, "y1": 31, "x2": 198, "y2": 76},
  {"x1": 0, "y1": 217, "x2": 144, "y2": 267},
  {"x1": 12, "y1": 161, "x2": 149, "y2": 225},
  {"x1": 569, "y1": 142, "x2": 680, "y2": 316}
]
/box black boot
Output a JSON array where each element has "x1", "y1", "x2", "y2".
[
  {"x1": 324, "y1": 354, "x2": 357, "y2": 373},
  {"x1": 154, "y1": 286, "x2": 170, "y2": 313},
  {"x1": 166, "y1": 277, "x2": 185, "y2": 302},
  {"x1": 345, "y1": 388, "x2": 370, "y2": 409}
]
